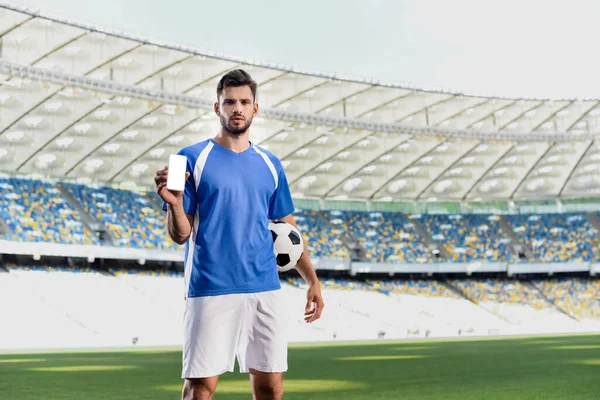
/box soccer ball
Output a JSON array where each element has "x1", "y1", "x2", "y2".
[{"x1": 269, "y1": 221, "x2": 303, "y2": 272}]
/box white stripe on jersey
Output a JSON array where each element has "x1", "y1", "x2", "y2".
[
  {"x1": 184, "y1": 210, "x2": 199, "y2": 299},
  {"x1": 184, "y1": 141, "x2": 214, "y2": 299},
  {"x1": 253, "y1": 146, "x2": 278, "y2": 189},
  {"x1": 193, "y1": 141, "x2": 214, "y2": 190}
]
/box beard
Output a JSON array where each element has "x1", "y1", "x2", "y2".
[{"x1": 220, "y1": 114, "x2": 253, "y2": 136}]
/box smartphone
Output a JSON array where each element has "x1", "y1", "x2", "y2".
[{"x1": 166, "y1": 154, "x2": 187, "y2": 191}]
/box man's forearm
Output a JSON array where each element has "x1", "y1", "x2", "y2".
[
  {"x1": 295, "y1": 242, "x2": 319, "y2": 287},
  {"x1": 275, "y1": 214, "x2": 319, "y2": 287},
  {"x1": 167, "y1": 200, "x2": 192, "y2": 244}
]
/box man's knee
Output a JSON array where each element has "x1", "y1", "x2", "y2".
[
  {"x1": 254, "y1": 382, "x2": 283, "y2": 400},
  {"x1": 250, "y1": 370, "x2": 283, "y2": 400},
  {"x1": 182, "y1": 378, "x2": 218, "y2": 400}
]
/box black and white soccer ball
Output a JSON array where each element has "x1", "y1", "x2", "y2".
[{"x1": 269, "y1": 221, "x2": 304, "y2": 272}]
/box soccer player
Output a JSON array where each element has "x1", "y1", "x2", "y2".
[{"x1": 155, "y1": 69, "x2": 324, "y2": 400}]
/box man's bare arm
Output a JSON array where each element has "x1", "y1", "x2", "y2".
[
  {"x1": 166, "y1": 200, "x2": 194, "y2": 245},
  {"x1": 155, "y1": 166, "x2": 194, "y2": 245},
  {"x1": 275, "y1": 215, "x2": 317, "y2": 284},
  {"x1": 273, "y1": 214, "x2": 324, "y2": 323}
]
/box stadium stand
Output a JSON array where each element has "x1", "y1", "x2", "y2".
[
  {"x1": 507, "y1": 213, "x2": 599, "y2": 262},
  {"x1": 6, "y1": 177, "x2": 600, "y2": 268},
  {"x1": 5, "y1": 178, "x2": 600, "y2": 265},
  {"x1": 64, "y1": 183, "x2": 177, "y2": 250},
  {"x1": 534, "y1": 277, "x2": 600, "y2": 322},
  {"x1": 293, "y1": 209, "x2": 350, "y2": 260},
  {"x1": 448, "y1": 278, "x2": 587, "y2": 332},
  {"x1": 0, "y1": 177, "x2": 97, "y2": 245},
  {"x1": 369, "y1": 279, "x2": 461, "y2": 298},
  {"x1": 332, "y1": 210, "x2": 434, "y2": 263},
  {"x1": 450, "y1": 279, "x2": 548, "y2": 309},
  {"x1": 421, "y1": 214, "x2": 512, "y2": 262},
  {"x1": 4, "y1": 264, "x2": 599, "y2": 350},
  {"x1": 2, "y1": 264, "x2": 183, "y2": 348},
  {"x1": 2, "y1": 178, "x2": 600, "y2": 347}
]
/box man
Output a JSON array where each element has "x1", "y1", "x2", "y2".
[{"x1": 154, "y1": 69, "x2": 324, "y2": 400}]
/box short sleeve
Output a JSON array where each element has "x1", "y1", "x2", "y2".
[
  {"x1": 162, "y1": 150, "x2": 197, "y2": 216},
  {"x1": 268, "y1": 166, "x2": 295, "y2": 220}
]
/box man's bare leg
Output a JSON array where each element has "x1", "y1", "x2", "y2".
[
  {"x1": 182, "y1": 376, "x2": 219, "y2": 400},
  {"x1": 249, "y1": 369, "x2": 283, "y2": 400}
]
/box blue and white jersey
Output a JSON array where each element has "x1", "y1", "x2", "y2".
[{"x1": 163, "y1": 139, "x2": 295, "y2": 298}]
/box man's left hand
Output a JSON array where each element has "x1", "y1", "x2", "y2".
[{"x1": 304, "y1": 284, "x2": 324, "y2": 323}]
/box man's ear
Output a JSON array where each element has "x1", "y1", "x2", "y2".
[
  {"x1": 214, "y1": 102, "x2": 220, "y2": 117},
  {"x1": 253, "y1": 102, "x2": 259, "y2": 117}
]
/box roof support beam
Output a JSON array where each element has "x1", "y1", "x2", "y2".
[
  {"x1": 557, "y1": 140, "x2": 594, "y2": 198},
  {"x1": 3, "y1": 60, "x2": 598, "y2": 142}
]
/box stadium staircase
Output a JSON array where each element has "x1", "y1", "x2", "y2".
[
  {"x1": 406, "y1": 214, "x2": 451, "y2": 260},
  {"x1": 586, "y1": 212, "x2": 600, "y2": 238},
  {"x1": 526, "y1": 280, "x2": 579, "y2": 321},
  {"x1": 440, "y1": 280, "x2": 468, "y2": 299},
  {"x1": 0, "y1": 217, "x2": 9, "y2": 239},
  {"x1": 498, "y1": 215, "x2": 534, "y2": 260},
  {"x1": 441, "y1": 280, "x2": 512, "y2": 324},
  {"x1": 317, "y1": 211, "x2": 368, "y2": 261},
  {"x1": 56, "y1": 183, "x2": 116, "y2": 246}
]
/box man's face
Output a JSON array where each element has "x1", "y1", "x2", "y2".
[{"x1": 215, "y1": 85, "x2": 258, "y2": 136}]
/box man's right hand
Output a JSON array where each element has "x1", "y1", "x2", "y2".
[{"x1": 154, "y1": 165, "x2": 190, "y2": 206}]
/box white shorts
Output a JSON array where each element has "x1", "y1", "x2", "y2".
[{"x1": 182, "y1": 289, "x2": 288, "y2": 378}]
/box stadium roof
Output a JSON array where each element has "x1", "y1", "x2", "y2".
[{"x1": 2, "y1": 2, "x2": 600, "y2": 202}]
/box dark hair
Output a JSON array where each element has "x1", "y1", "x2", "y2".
[{"x1": 216, "y1": 69, "x2": 258, "y2": 102}]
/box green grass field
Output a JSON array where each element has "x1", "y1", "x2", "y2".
[{"x1": 1, "y1": 334, "x2": 600, "y2": 399}]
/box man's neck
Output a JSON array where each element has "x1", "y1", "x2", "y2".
[{"x1": 213, "y1": 130, "x2": 251, "y2": 153}]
